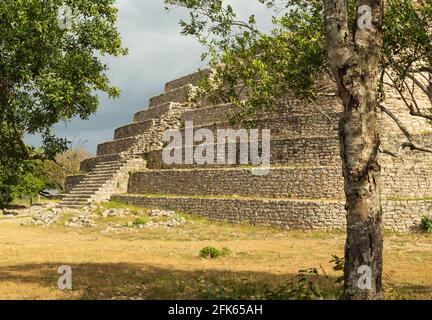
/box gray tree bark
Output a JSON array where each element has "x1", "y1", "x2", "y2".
[{"x1": 323, "y1": 0, "x2": 384, "y2": 299}]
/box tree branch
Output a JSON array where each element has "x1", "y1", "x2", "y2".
[{"x1": 379, "y1": 103, "x2": 414, "y2": 141}]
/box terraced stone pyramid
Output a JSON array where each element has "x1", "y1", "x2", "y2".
[{"x1": 63, "y1": 70, "x2": 432, "y2": 232}]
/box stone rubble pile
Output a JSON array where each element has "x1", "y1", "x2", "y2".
[
  {"x1": 101, "y1": 209, "x2": 187, "y2": 234},
  {"x1": 14, "y1": 203, "x2": 59, "y2": 225},
  {"x1": 64, "y1": 214, "x2": 96, "y2": 228},
  {"x1": 10, "y1": 202, "x2": 187, "y2": 231},
  {"x1": 101, "y1": 208, "x2": 128, "y2": 218}
]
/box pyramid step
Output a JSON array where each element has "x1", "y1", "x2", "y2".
[
  {"x1": 114, "y1": 120, "x2": 155, "y2": 140},
  {"x1": 78, "y1": 178, "x2": 112, "y2": 184},
  {"x1": 149, "y1": 86, "x2": 189, "y2": 108},
  {"x1": 71, "y1": 187, "x2": 117, "y2": 194},
  {"x1": 89, "y1": 168, "x2": 120, "y2": 175},
  {"x1": 133, "y1": 102, "x2": 173, "y2": 122},
  {"x1": 165, "y1": 69, "x2": 210, "y2": 92},
  {"x1": 74, "y1": 184, "x2": 104, "y2": 189},
  {"x1": 87, "y1": 172, "x2": 116, "y2": 177},
  {"x1": 80, "y1": 154, "x2": 124, "y2": 172},
  {"x1": 97, "y1": 137, "x2": 137, "y2": 156},
  {"x1": 69, "y1": 189, "x2": 100, "y2": 195},
  {"x1": 147, "y1": 136, "x2": 341, "y2": 169},
  {"x1": 128, "y1": 166, "x2": 343, "y2": 199},
  {"x1": 111, "y1": 194, "x2": 346, "y2": 230},
  {"x1": 78, "y1": 179, "x2": 111, "y2": 185},
  {"x1": 71, "y1": 186, "x2": 102, "y2": 192},
  {"x1": 94, "y1": 160, "x2": 126, "y2": 167},
  {"x1": 85, "y1": 173, "x2": 116, "y2": 180},
  {"x1": 76, "y1": 179, "x2": 109, "y2": 188},
  {"x1": 63, "y1": 194, "x2": 93, "y2": 200},
  {"x1": 177, "y1": 115, "x2": 338, "y2": 145},
  {"x1": 92, "y1": 164, "x2": 122, "y2": 169},
  {"x1": 183, "y1": 97, "x2": 341, "y2": 126},
  {"x1": 183, "y1": 107, "x2": 340, "y2": 134}
]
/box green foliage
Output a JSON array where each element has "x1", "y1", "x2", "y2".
[
  {"x1": 0, "y1": 0, "x2": 127, "y2": 165},
  {"x1": 132, "y1": 218, "x2": 148, "y2": 226},
  {"x1": 382, "y1": 0, "x2": 432, "y2": 100},
  {"x1": 265, "y1": 267, "x2": 323, "y2": 300},
  {"x1": 196, "y1": 277, "x2": 268, "y2": 300},
  {"x1": 165, "y1": 0, "x2": 432, "y2": 123},
  {"x1": 0, "y1": 160, "x2": 52, "y2": 208},
  {"x1": 42, "y1": 147, "x2": 91, "y2": 191},
  {"x1": 265, "y1": 255, "x2": 346, "y2": 300},
  {"x1": 420, "y1": 216, "x2": 432, "y2": 233},
  {"x1": 199, "y1": 246, "x2": 231, "y2": 259},
  {"x1": 330, "y1": 255, "x2": 345, "y2": 285}
]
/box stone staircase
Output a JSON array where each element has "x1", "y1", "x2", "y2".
[
  {"x1": 59, "y1": 158, "x2": 146, "y2": 208},
  {"x1": 61, "y1": 70, "x2": 209, "y2": 209}
]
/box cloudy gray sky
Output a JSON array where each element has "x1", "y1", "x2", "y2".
[{"x1": 25, "y1": 0, "x2": 273, "y2": 155}]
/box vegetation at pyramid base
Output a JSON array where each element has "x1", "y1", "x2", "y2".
[{"x1": 0, "y1": 147, "x2": 90, "y2": 208}]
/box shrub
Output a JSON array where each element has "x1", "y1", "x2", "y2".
[
  {"x1": 420, "y1": 216, "x2": 432, "y2": 233},
  {"x1": 132, "y1": 218, "x2": 147, "y2": 226},
  {"x1": 265, "y1": 268, "x2": 323, "y2": 300},
  {"x1": 199, "y1": 246, "x2": 231, "y2": 259}
]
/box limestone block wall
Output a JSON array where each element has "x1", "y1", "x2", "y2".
[
  {"x1": 113, "y1": 195, "x2": 347, "y2": 230},
  {"x1": 128, "y1": 166, "x2": 345, "y2": 199},
  {"x1": 113, "y1": 194, "x2": 432, "y2": 232},
  {"x1": 147, "y1": 136, "x2": 342, "y2": 169},
  {"x1": 382, "y1": 200, "x2": 432, "y2": 232},
  {"x1": 381, "y1": 166, "x2": 432, "y2": 198}
]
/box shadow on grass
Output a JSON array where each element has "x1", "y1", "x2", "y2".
[{"x1": 0, "y1": 262, "x2": 342, "y2": 300}]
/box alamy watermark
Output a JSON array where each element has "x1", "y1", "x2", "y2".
[
  {"x1": 57, "y1": 4, "x2": 73, "y2": 30},
  {"x1": 357, "y1": 5, "x2": 373, "y2": 30},
  {"x1": 57, "y1": 265, "x2": 72, "y2": 290},
  {"x1": 162, "y1": 122, "x2": 271, "y2": 176},
  {"x1": 357, "y1": 265, "x2": 372, "y2": 290}
]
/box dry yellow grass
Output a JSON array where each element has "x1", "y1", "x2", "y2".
[{"x1": 0, "y1": 211, "x2": 431, "y2": 300}]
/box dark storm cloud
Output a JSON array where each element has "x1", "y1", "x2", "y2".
[{"x1": 25, "y1": 0, "x2": 273, "y2": 154}]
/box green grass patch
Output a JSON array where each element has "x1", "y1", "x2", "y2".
[
  {"x1": 199, "y1": 246, "x2": 231, "y2": 259},
  {"x1": 100, "y1": 201, "x2": 147, "y2": 215},
  {"x1": 132, "y1": 218, "x2": 149, "y2": 226}
]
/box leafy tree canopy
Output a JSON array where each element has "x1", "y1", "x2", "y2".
[
  {"x1": 165, "y1": 0, "x2": 431, "y2": 127},
  {"x1": 0, "y1": 0, "x2": 127, "y2": 167}
]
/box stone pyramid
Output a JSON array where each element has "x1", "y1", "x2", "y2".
[{"x1": 60, "y1": 70, "x2": 432, "y2": 232}]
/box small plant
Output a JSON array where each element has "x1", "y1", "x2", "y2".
[
  {"x1": 132, "y1": 218, "x2": 147, "y2": 226},
  {"x1": 265, "y1": 268, "x2": 323, "y2": 300},
  {"x1": 199, "y1": 246, "x2": 231, "y2": 259},
  {"x1": 329, "y1": 255, "x2": 345, "y2": 284},
  {"x1": 420, "y1": 216, "x2": 432, "y2": 233}
]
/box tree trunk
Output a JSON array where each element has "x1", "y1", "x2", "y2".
[{"x1": 323, "y1": 0, "x2": 384, "y2": 299}]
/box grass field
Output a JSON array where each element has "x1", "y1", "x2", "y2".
[{"x1": 0, "y1": 202, "x2": 431, "y2": 300}]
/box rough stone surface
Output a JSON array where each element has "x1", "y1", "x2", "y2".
[{"x1": 64, "y1": 214, "x2": 96, "y2": 228}]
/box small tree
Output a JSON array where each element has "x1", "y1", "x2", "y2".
[
  {"x1": 0, "y1": 160, "x2": 50, "y2": 208},
  {"x1": 43, "y1": 147, "x2": 91, "y2": 191}
]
